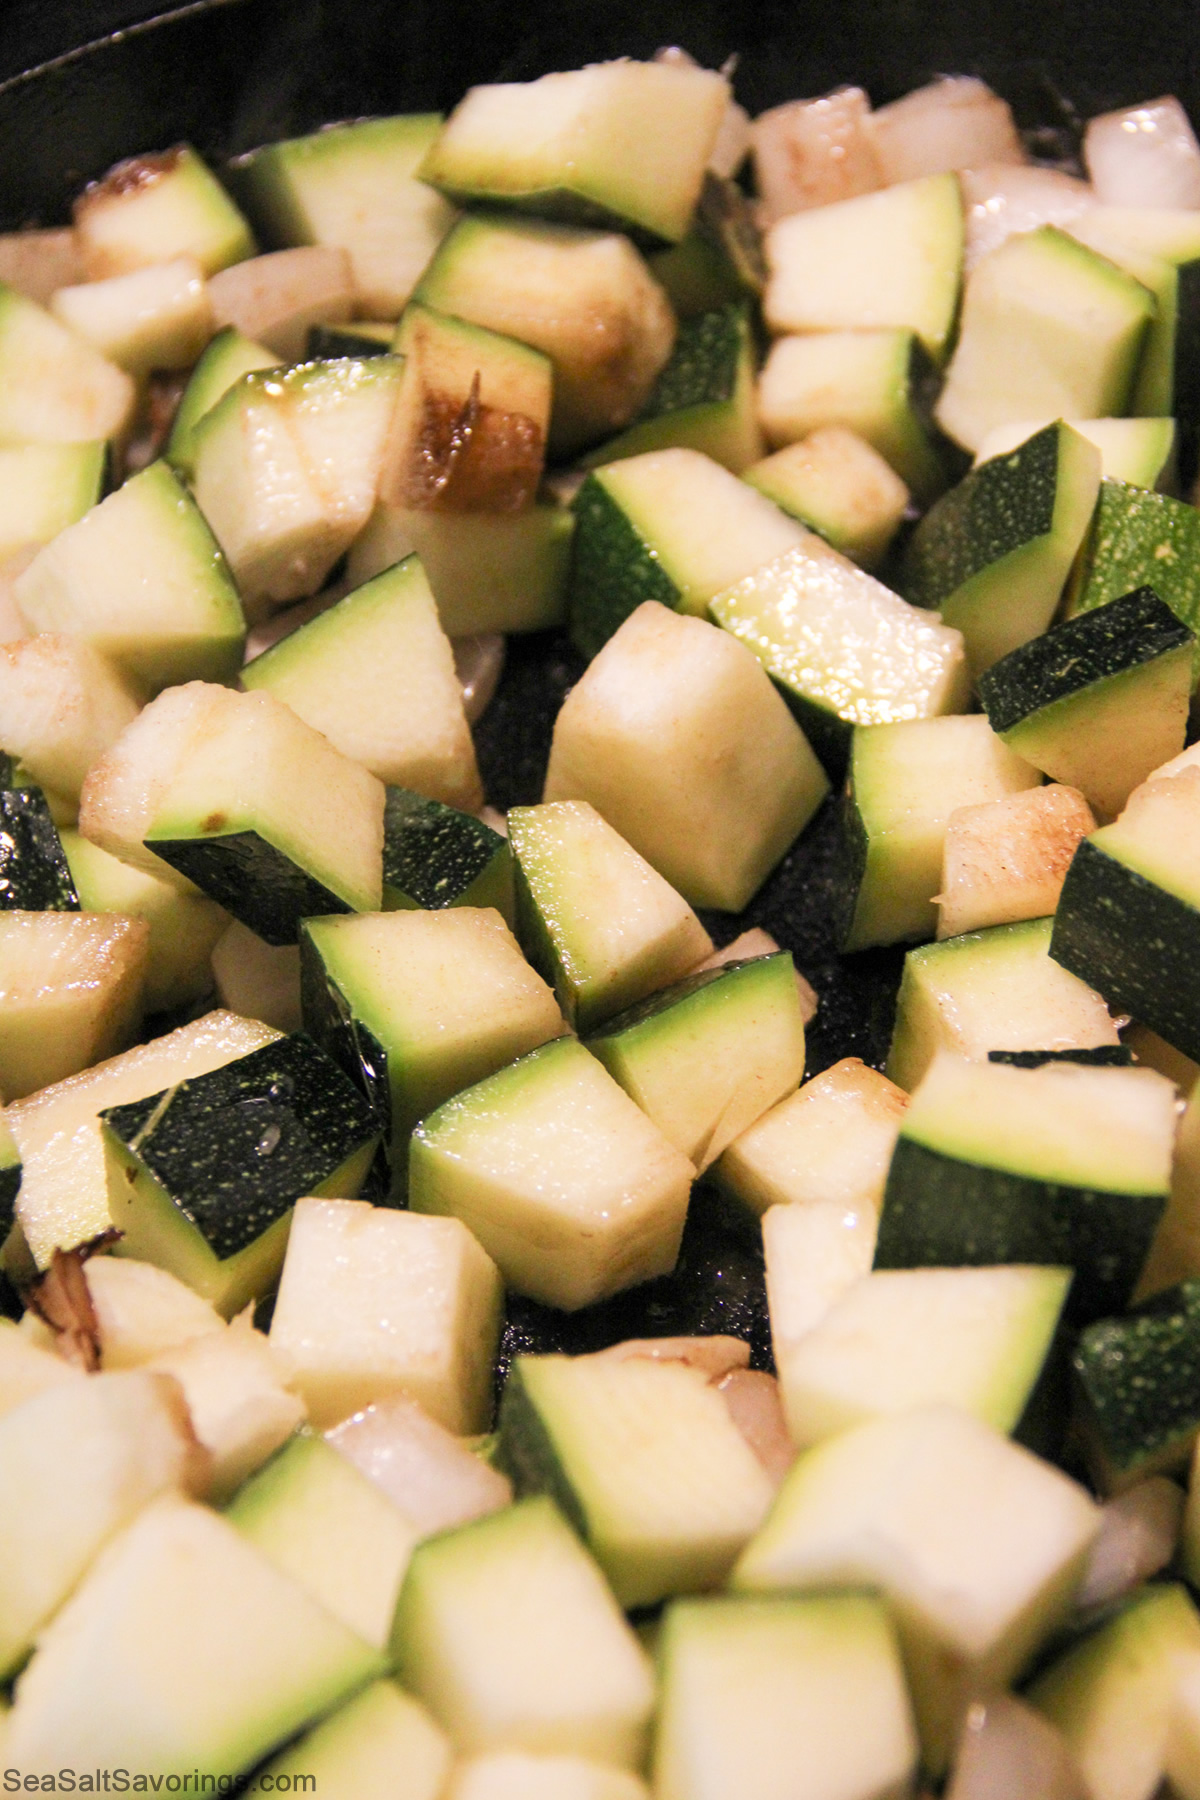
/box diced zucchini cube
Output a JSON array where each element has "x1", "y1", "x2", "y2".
[
  {"x1": 744, "y1": 426, "x2": 910, "y2": 569},
  {"x1": 764, "y1": 172, "x2": 964, "y2": 361},
  {"x1": 935, "y1": 227, "x2": 1155, "y2": 452},
  {"x1": 587, "y1": 953, "x2": 806, "y2": 1171},
  {"x1": 0, "y1": 1370, "x2": 201, "y2": 1679},
  {"x1": 14, "y1": 460, "x2": 246, "y2": 694},
  {"x1": 230, "y1": 114, "x2": 456, "y2": 320},
  {"x1": 980, "y1": 585, "x2": 1193, "y2": 817},
  {"x1": 62, "y1": 829, "x2": 228, "y2": 1014},
  {"x1": 80, "y1": 681, "x2": 386, "y2": 944},
  {"x1": 888, "y1": 915, "x2": 1121, "y2": 1092},
  {"x1": 0, "y1": 910, "x2": 147, "y2": 1100},
  {"x1": 391, "y1": 1495, "x2": 655, "y2": 1765},
  {"x1": 409, "y1": 1035, "x2": 695, "y2": 1312},
  {"x1": 9, "y1": 1010, "x2": 279, "y2": 1272},
  {"x1": 382, "y1": 786, "x2": 513, "y2": 920},
  {"x1": 836, "y1": 714, "x2": 1040, "y2": 952},
  {"x1": 545, "y1": 602, "x2": 828, "y2": 913},
  {"x1": 227, "y1": 1433, "x2": 420, "y2": 1649},
  {"x1": 508, "y1": 799, "x2": 712, "y2": 1033},
  {"x1": 0, "y1": 635, "x2": 142, "y2": 811},
  {"x1": 0, "y1": 440, "x2": 105, "y2": 563},
  {"x1": 567, "y1": 446, "x2": 806, "y2": 659},
  {"x1": 653, "y1": 1592, "x2": 918, "y2": 1800},
  {"x1": 243, "y1": 554, "x2": 482, "y2": 809},
  {"x1": 582, "y1": 302, "x2": 763, "y2": 475},
  {"x1": 73, "y1": 144, "x2": 255, "y2": 278},
  {"x1": 268, "y1": 1197, "x2": 503, "y2": 1432},
  {"x1": 414, "y1": 212, "x2": 676, "y2": 456},
  {"x1": 300, "y1": 906, "x2": 564, "y2": 1155},
  {"x1": 100, "y1": 1033, "x2": 380, "y2": 1314},
  {"x1": 903, "y1": 420, "x2": 1102, "y2": 677},
  {"x1": 715, "y1": 1056, "x2": 907, "y2": 1219},
  {"x1": 166, "y1": 324, "x2": 281, "y2": 479},
  {"x1": 499, "y1": 1352, "x2": 776, "y2": 1606},
  {"x1": 1050, "y1": 764, "x2": 1200, "y2": 1062},
  {"x1": 3, "y1": 1496, "x2": 383, "y2": 1778},
  {"x1": 420, "y1": 60, "x2": 728, "y2": 245},
  {"x1": 0, "y1": 788, "x2": 79, "y2": 913},
  {"x1": 50, "y1": 256, "x2": 213, "y2": 375},
  {"x1": 1029, "y1": 1582, "x2": 1200, "y2": 1800},
  {"x1": 252, "y1": 1679, "x2": 451, "y2": 1800},
  {"x1": 0, "y1": 283, "x2": 135, "y2": 448},
  {"x1": 757, "y1": 326, "x2": 947, "y2": 504},
  {"x1": 776, "y1": 1264, "x2": 1070, "y2": 1451},
  {"x1": 710, "y1": 534, "x2": 968, "y2": 779},
  {"x1": 191, "y1": 356, "x2": 402, "y2": 616},
  {"x1": 1073, "y1": 1280, "x2": 1200, "y2": 1492},
  {"x1": 734, "y1": 1406, "x2": 1101, "y2": 1774},
  {"x1": 876, "y1": 1051, "x2": 1176, "y2": 1323},
  {"x1": 348, "y1": 495, "x2": 573, "y2": 636},
  {"x1": 1067, "y1": 478, "x2": 1200, "y2": 662}
]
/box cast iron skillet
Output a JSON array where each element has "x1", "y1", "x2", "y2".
[{"x1": 0, "y1": 0, "x2": 1194, "y2": 1374}]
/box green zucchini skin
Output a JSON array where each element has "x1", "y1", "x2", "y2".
[
  {"x1": 0, "y1": 789, "x2": 79, "y2": 912},
  {"x1": 1073, "y1": 1280, "x2": 1200, "y2": 1485},
  {"x1": 147, "y1": 830, "x2": 353, "y2": 946},
  {"x1": 382, "y1": 787, "x2": 512, "y2": 920},
  {"x1": 1070, "y1": 480, "x2": 1200, "y2": 641},
  {"x1": 100, "y1": 1034, "x2": 381, "y2": 1259},
  {"x1": 979, "y1": 586, "x2": 1193, "y2": 732},
  {"x1": 0, "y1": 1163, "x2": 21, "y2": 1244},
  {"x1": 567, "y1": 474, "x2": 680, "y2": 660},
  {"x1": 902, "y1": 423, "x2": 1060, "y2": 610},
  {"x1": 304, "y1": 325, "x2": 392, "y2": 360},
  {"x1": 639, "y1": 302, "x2": 746, "y2": 417},
  {"x1": 875, "y1": 1136, "x2": 1165, "y2": 1325},
  {"x1": 1050, "y1": 838, "x2": 1200, "y2": 1064},
  {"x1": 495, "y1": 1359, "x2": 589, "y2": 1535},
  {"x1": 831, "y1": 786, "x2": 871, "y2": 951},
  {"x1": 298, "y1": 929, "x2": 392, "y2": 1141},
  {"x1": 987, "y1": 1047, "x2": 1135, "y2": 1069},
  {"x1": 648, "y1": 173, "x2": 764, "y2": 319}
]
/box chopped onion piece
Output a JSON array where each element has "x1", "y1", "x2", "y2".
[
  {"x1": 326, "y1": 1391, "x2": 512, "y2": 1535},
  {"x1": 210, "y1": 920, "x2": 301, "y2": 1035},
  {"x1": 960, "y1": 162, "x2": 1095, "y2": 269},
  {"x1": 1074, "y1": 1477, "x2": 1184, "y2": 1613},
  {"x1": 692, "y1": 928, "x2": 819, "y2": 1022},
  {"x1": 752, "y1": 88, "x2": 881, "y2": 223},
  {"x1": 454, "y1": 632, "x2": 506, "y2": 724},
  {"x1": 1085, "y1": 97, "x2": 1200, "y2": 210},
  {"x1": 947, "y1": 1693, "x2": 1086, "y2": 1800},
  {"x1": 715, "y1": 1368, "x2": 795, "y2": 1485},
  {"x1": 869, "y1": 77, "x2": 1024, "y2": 185},
  {"x1": 478, "y1": 804, "x2": 508, "y2": 837}
]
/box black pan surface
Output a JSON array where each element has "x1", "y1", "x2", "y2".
[{"x1": 0, "y1": 0, "x2": 1193, "y2": 1377}]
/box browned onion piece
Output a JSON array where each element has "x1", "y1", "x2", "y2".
[
  {"x1": 715, "y1": 1368, "x2": 795, "y2": 1486},
  {"x1": 453, "y1": 632, "x2": 506, "y2": 725},
  {"x1": 1074, "y1": 1477, "x2": 1184, "y2": 1614},
  {"x1": 946, "y1": 1694, "x2": 1086, "y2": 1800},
  {"x1": 326, "y1": 1391, "x2": 512, "y2": 1535}
]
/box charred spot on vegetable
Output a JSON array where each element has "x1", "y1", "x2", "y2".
[
  {"x1": 0, "y1": 788, "x2": 79, "y2": 912},
  {"x1": 404, "y1": 372, "x2": 545, "y2": 514},
  {"x1": 26, "y1": 1236, "x2": 120, "y2": 1371},
  {"x1": 77, "y1": 147, "x2": 185, "y2": 208},
  {"x1": 99, "y1": 1034, "x2": 380, "y2": 1260}
]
